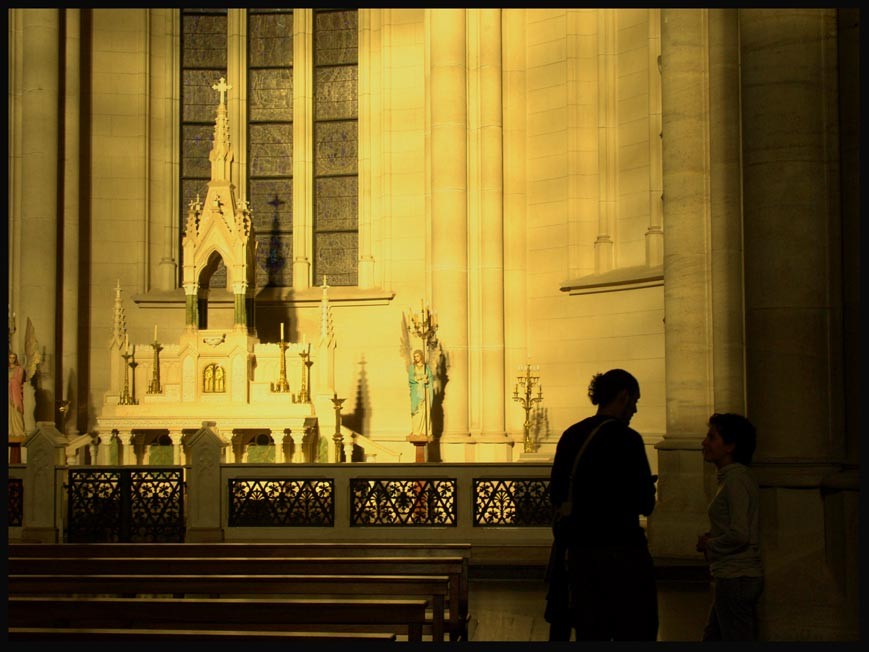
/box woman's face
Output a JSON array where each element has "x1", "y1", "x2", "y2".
[
  {"x1": 413, "y1": 351, "x2": 423, "y2": 364},
  {"x1": 701, "y1": 424, "x2": 735, "y2": 467}
]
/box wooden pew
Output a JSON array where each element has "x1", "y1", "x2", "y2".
[
  {"x1": 8, "y1": 596, "x2": 427, "y2": 642},
  {"x1": 9, "y1": 556, "x2": 466, "y2": 641},
  {"x1": 9, "y1": 627, "x2": 397, "y2": 642},
  {"x1": 9, "y1": 541, "x2": 472, "y2": 638},
  {"x1": 9, "y1": 573, "x2": 448, "y2": 642}
]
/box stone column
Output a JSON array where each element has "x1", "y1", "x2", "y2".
[
  {"x1": 502, "y1": 9, "x2": 529, "y2": 451},
  {"x1": 62, "y1": 8, "x2": 81, "y2": 438},
  {"x1": 117, "y1": 430, "x2": 135, "y2": 465},
  {"x1": 429, "y1": 9, "x2": 470, "y2": 454},
  {"x1": 475, "y1": 9, "x2": 509, "y2": 457},
  {"x1": 594, "y1": 10, "x2": 616, "y2": 274},
  {"x1": 739, "y1": 9, "x2": 853, "y2": 640},
  {"x1": 292, "y1": 9, "x2": 313, "y2": 289},
  {"x1": 649, "y1": 9, "x2": 744, "y2": 558},
  {"x1": 168, "y1": 428, "x2": 184, "y2": 465},
  {"x1": 149, "y1": 9, "x2": 180, "y2": 292},
  {"x1": 18, "y1": 9, "x2": 60, "y2": 427}
]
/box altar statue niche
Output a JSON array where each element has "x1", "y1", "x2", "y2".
[{"x1": 197, "y1": 251, "x2": 233, "y2": 331}]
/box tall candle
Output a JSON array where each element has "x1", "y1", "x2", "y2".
[
  {"x1": 154, "y1": 325, "x2": 158, "y2": 341},
  {"x1": 280, "y1": 322, "x2": 284, "y2": 341}
]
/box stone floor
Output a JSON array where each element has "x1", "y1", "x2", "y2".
[{"x1": 467, "y1": 577, "x2": 712, "y2": 642}]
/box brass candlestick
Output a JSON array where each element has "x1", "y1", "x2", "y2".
[
  {"x1": 513, "y1": 362, "x2": 543, "y2": 453},
  {"x1": 297, "y1": 346, "x2": 313, "y2": 403},
  {"x1": 271, "y1": 338, "x2": 291, "y2": 393},
  {"x1": 331, "y1": 392, "x2": 346, "y2": 462},
  {"x1": 148, "y1": 339, "x2": 163, "y2": 394},
  {"x1": 119, "y1": 350, "x2": 139, "y2": 405}
]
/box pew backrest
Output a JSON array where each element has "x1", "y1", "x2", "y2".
[
  {"x1": 8, "y1": 627, "x2": 398, "y2": 642},
  {"x1": 9, "y1": 573, "x2": 449, "y2": 642},
  {"x1": 9, "y1": 556, "x2": 466, "y2": 640},
  {"x1": 9, "y1": 596, "x2": 428, "y2": 642}
]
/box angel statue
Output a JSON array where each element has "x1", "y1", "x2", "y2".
[
  {"x1": 408, "y1": 349, "x2": 434, "y2": 438},
  {"x1": 401, "y1": 309, "x2": 437, "y2": 440},
  {"x1": 8, "y1": 316, "x2": 41, "y2": 462}
]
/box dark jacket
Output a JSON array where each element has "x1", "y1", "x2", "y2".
[{"x1": 549, "y1": 414, "x2": 656, "y2": 547}]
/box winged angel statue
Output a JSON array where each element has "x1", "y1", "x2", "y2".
[
  {"x1": 8, "y1": 315, "x2": 41, "y2": 438},
  {"x1": 400, "y1": 312, "x2": 446, "y2": 439}
]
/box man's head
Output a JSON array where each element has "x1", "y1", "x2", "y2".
[{"x1": 588, "y1": 368, "x2": 640, "y2": 425}]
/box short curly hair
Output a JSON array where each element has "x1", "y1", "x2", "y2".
[
  {"x1": 587, "y1": 369, "x2": 639, "y2": 406},
  {"x1": 708, "y1": 413, "x2": 757, "y2": 465}
]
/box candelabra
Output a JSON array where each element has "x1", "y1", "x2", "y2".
[
  {"x1": 513, "y1": 363, "x2": 543, "y2": 453},
  {"x1": 405, "y1": 301, "x2": 438, "y2": 443},
  {"x1": 271, "y1": 336, "x2": 291, "y2": 393},
  {"x1": 148, "y1": 338, "x2": 163, "y2": 394},
  {"x1": 297, "y1": 345, "x2": 313, "y2": 403},
  {"x1": 331, "y1": 391, "x2": 346, "y2": 462},
  {"x1": 119, "y1": 349, "x2": 139, "y2": 405}
]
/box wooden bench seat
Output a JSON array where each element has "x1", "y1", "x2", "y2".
[
  {"x1": 8, "y1": 596, "x2": 427, "y2": 642},
  {"x1": 9, "y1": 627, "x2": 398, "y2": 642},
  {"x1": 9, "y1": 573, "x2": 449, "y2": 642},
  {"x1": 9, "y1": 555, "x2": 467, "y2": 640}
]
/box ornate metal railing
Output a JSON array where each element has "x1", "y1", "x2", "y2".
[
  {"x1": 8, "y1": 478, "x2": 23, "y2": 527},
  {"x1": 220, "y1": 470, "x2": 551, "y2": 533},
  {"x1": 12, "y1": 460, "x2": 555, "y2": 547},
  {"x1": 228, "y1": 478, "x2": 334, "y2": 527},
  {"x1": 65, "y1": 467, "x2": 185, "y2": 542}
]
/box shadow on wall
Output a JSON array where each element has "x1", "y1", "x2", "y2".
[
  {"x1": 428, "y1": 344, "x2": 448, "y2": 464},
  {"x1": 343, "y1": 355, "x2": 371, "y2": 438}
]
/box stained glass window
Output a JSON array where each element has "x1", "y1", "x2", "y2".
[
  {"x1": 248, "y1": 8, "x2": 294, "y2": 288},
  {"x1": 313, "y1": 8, "x2": 358, "y2": 286}
]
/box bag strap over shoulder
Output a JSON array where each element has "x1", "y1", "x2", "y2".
[{"x1": 559, "y1": 417, "x2": 618, "y2": 518}]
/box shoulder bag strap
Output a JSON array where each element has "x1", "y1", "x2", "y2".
[{"x1": 559, "y1": 417, "x2": 617, "y2": 518}]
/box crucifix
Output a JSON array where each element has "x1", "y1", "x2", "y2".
[{"x1": 212, "y1": 77, "x2": 232, "y2": 105}]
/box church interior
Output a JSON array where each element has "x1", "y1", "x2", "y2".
[{"x1": 7, "y1": 8, "x2": 860, "y2": 641}]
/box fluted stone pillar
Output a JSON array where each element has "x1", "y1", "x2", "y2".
[
  {"x1": 292, "y1": 9, "x2": 313, "y2": 289},
  {"x1": 502, "y1": 10, "x2": 529, "y2": 450},
  {"x1": 18, "y1": 9, "x2": 61, "y2": 428},
  {"x1": 739, "y1": 9, "x2": 854, "y2": 640},
  {"x1": 471, "y1": 9, "x2": 508, "y2": 457},
  {"x1": 149, "y1": 9, "x2": 180, "y2": 292},
  {"x1": 62, "y1": 9, "x2": 81, "y2": 438},
  {"x1": 649, "y1": 9, "x2": 744, "y2": 558},
  {"x1": 429, "y1": 9, "x2": 471, "y2": 455}
]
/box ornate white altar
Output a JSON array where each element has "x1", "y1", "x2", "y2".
[{"x1": 95, "y1": 78, "x2": 327, "y2": 465}]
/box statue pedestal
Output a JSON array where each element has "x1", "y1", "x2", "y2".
[{"x1": 406, "y1": 434, "x2": 429, "y2": 463}]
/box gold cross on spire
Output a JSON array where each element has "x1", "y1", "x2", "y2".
[{"x1": 212, "y1": 77, "x2": 232, "y2": 105}]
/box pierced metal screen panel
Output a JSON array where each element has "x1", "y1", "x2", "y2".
[
  {"x1": 350, "y1": 478, "x2": 457, "y2": 527},
  {"x1": 128, "y1": 470, "x2": 186, "y2": 542},
  {"x1": 8, "y1": 478, "x2": 23, "y2": 527},
  {"x1": 473, "y1": 478, "x2": 554, "y2": 527},
  {"x1": 66, "y1": 468, "x2": 185, "y2": 542},
  {"x1": 228, "y1": 478, "x2": 334, "y2": 527}
]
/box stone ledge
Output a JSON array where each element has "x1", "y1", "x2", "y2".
[{"x1": 561, "y1": 264, "x2": 664, "y2": 295}]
